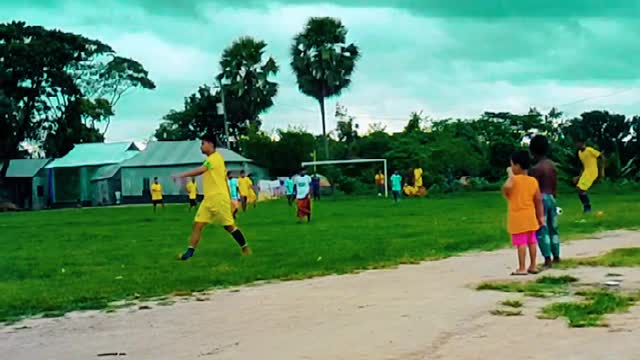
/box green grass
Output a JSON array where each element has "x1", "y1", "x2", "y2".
[
  {"x1": 1, "y1": 191, "x2": 640, "y2": 323},
  {"x1": 557, "y1": 248, "x2": 640, "y2": 269},
  {"x1": 540, "y1": 290, "x2": 640, "y2": 327},
  {"x1": 490, "y1": 309, "x2": 523, "y2": 316},
  {"x1": 477, "y1": 275, "x2": 578, "y2": 297},
  {"x1": 501, "y1": 299, "x2": 523, "y2": 308}
]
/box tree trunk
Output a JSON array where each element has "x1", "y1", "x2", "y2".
[{"x1": 319, "y1": 97, "x2": 329, "y2": 159}]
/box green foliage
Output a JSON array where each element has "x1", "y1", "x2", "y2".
[
  {"x1": 541, "y1": 290, "x2": 640, "y2": 327},
  {"x1": 0, "y1": 21, "x2": 153, "y2": 160},
  {"x1": 555, "y1": 247, "x2": 640, "y2": 269},
  {"x1": 477, "y1": 275, "x2": 578, "y2": 297},
  {"x1": 155, "y1": 36, "x2": 278, "y2": 148}
]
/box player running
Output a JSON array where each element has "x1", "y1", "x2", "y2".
[{"x1": 172, "y1": 134, "x2": 251, "y2": 260}]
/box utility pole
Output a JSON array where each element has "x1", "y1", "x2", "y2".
[{"x1": 217, "y1": 78, "x2": 230, "y2": 149}]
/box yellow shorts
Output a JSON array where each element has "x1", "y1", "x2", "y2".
[
  {"x1": 194, "y1": 196, "x2": 235, "y2": 226},
  {"x1": 577, "y1": 175, "x2": 597, "y2": 191}
]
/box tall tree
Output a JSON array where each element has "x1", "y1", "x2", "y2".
[
  {"x1": 0, "y1": 21, "x2": 154, "y2": 163},
  {"x1": 290, "y1": 17, "x2": 361, "y2": 158},
  {"x1": 217, "y1": 36, "x2": 278, "y2": 148},
  {"x1": 0, "y1": 21, "x2": 112, "y2": 171},
  {"x1": 73, "y1": 56, "x2": 156, "y2": 134}
]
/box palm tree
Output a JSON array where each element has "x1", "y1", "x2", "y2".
[
  {"x1": 217, "y1": 37, "x2": 279, "y2": 147},
  {"x1": 290, "y1": 17, "x2": 361, "y2": 158}
]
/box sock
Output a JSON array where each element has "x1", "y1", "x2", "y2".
[
  {"x1": 181, "y1": 247, "x2": 195, "y2": 260},
  {"x1": 231, "y1": 229, "x2": 247, "y2": 248},
  {"x1": 578, "y1": 192, "x2": 591, "y2": 211}
]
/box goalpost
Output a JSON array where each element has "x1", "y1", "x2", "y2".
[{"x1": 300, "y1": 158, "x2": 389, "y2": 198}]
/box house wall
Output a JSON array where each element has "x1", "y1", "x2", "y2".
[
  {"x1": 31, "y1": 169, "x2": 49, "y2": 210},
  {"x1": 51, "y1": 166, "x2": 100, "y2": 205},
  {"x1": 91, "y1": 171, "x2": 122, "y2": 206}
]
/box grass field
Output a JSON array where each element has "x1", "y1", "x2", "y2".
[{"x1": 1, "y1": 191, "x2": 640, "y2": 323}]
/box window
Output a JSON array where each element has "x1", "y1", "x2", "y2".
[{"x1": 37, "y1": 185, "x2": 44, "y2": 197}]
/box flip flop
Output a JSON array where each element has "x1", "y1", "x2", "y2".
[
  {"x1": 528, "y1": 269, "x2": 540, "y2": 275},
  {"x1": 511, "y1": 271, "x2": 528, "y2": 276}
]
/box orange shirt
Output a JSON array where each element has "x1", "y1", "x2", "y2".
[{"x1": 507, "y1": 175, "x2": 540, "y2": 235}]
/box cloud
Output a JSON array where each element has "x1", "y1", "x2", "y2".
[{"x1": 2, "y1": 0, "x2": 639, "y2": 143}]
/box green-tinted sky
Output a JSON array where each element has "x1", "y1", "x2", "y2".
[{"x1": 3, "y1": 0, "x2": 639, "y2": 141}]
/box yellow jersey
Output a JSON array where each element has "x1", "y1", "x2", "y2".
[
  {"x1": 578, "y1": 147, "x2": 601, "y2": 181},
  {"x1": 150, "y1": 183, "x2": 163, "y2": 200},
  {"x1": 238, "y1": 177, "x2": 253, "y2": 196},
  {"x1": 414, "y1": 168, "x2": 423, "y2": 187},
  {"x1": 375, "y1": 174, "x2": 385, "y2": 185},
  {"x1": 202, "y1": 152, "x2": 230, "y2": 200},
  {"x1": 186, "y1": 181, "x2": 198, "y2": 200}
]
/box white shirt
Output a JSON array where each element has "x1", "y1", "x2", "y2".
[{"x1": 295, "y1": 175, "x2": 312, "y2": 199}]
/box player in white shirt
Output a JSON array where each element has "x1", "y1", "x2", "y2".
[{"x1": 295, "y1": 168, "x2": 312, "y2": 222}]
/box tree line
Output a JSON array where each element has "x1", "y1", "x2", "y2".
[{"x1": 240, "y1": 107, "x2": 640, "y2": 194}]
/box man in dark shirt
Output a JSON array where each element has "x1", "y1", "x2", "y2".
[{"x1": 529, "y1": 135, "x2": 560, "y2": 268}]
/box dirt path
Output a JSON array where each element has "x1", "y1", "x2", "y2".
[{"x1": 3, "y1": 231, "x2": 640, "y2": 360}]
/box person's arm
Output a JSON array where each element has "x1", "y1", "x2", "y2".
[
  {"x1": 534, "y1": 189, "x2": 544, "y2": 226},
  {"x1": 172, "y1": 166, "x2": 207, "y2": 181},
  {"x1": 598, "y1": 151, "x2": 606, "y2": 179},
  {"x1": 502, "y1": 168, "x2": 514, "y2": 198}
]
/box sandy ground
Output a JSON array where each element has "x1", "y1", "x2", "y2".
[{"x1": 2, "y1": 230, "x2": 640, "y2": 360}]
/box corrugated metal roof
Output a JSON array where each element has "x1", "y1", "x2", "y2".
[
  {"x1": 91, "y1": 164, "x2": 121, "y2": 181},
  {"x1": 45, "y1": 142, "x2": 140, "y2": 168},
  {"x1": 5, "y1": 159, "x2": 51, "y2": 178},
  {"x1": 120, "y1": 140, "x2": 252, "y2": 168}
]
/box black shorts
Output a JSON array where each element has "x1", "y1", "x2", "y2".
[
  {"x1": 152, "y1": 199, "x2": 163, "y2": 205},
  {"x1": 189, "y1": 199, "x2": 197, "y2": 207}
]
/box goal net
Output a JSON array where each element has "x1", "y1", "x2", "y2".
[{"x1": 300, "y1": 158, "x2": 389, "y2": 197}]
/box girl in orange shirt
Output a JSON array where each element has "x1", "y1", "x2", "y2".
[{"x1": 502, "y1": 151, "x2": 545, "y2": 276}]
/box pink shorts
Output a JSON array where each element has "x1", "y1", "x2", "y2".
[{"x1": 512, "y1": 231, "x2": 537, "y2": 246}]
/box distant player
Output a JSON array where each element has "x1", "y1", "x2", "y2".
[
  {"x1": 186, "y1": 177, "x2": 198, "y2": 211},
  {"x1": 238, "y1": 170, "x2": 253, "y2": 212},
  {"x1": 284, "y1": 176, "x2": 295, "y2": 206},
  {"x1": 375, "y1": 170, "x2": 385, "y2": 196},
  {"x1": 150, "y1": 177, "x2": 164, "y2": 212},
  {"x1": 295, "y1": 169, "x2": 312, "y2": 222},
  {"x1": 390, "y1": 170, "x2": 402, "y2": 202},
  {"x1": 502, "y1": 150, "x2": 544, "y2": 275},
  {"x1": 172, "y1": 134, "x2": 251, "y2": 260},
  {"x1": 574, "y1": 139, "x2": 604, "y2": 213},
  {"x1": 529, "y1": 135, "x2": 561, "y2": 268},
  {"x1": 413, "y1": 167, "x2": 423, "y2": 188},
  {"x1": 311, "y1": 174, "x2": 321, "y2": 201},
  {"x1": 227, "y1": 171, "x2": 240, "y2": 219}
]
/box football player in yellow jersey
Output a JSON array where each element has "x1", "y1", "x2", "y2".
[
  {"x1": 172, "y1": 134, "x2": 251, "y2": 260},
  {"x1": 150, "y1": 177, "x2": 164, "y2": 213},
  {"x1": 185, "y1": 177, "x2": 198, "y2": 211},
  {"x1": 574, "y1": 139, "x2": 605, "y2": 213}
]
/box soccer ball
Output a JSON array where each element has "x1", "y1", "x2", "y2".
[{"x1": 556, "y1": 207, "x2": 563, "y2": 215}]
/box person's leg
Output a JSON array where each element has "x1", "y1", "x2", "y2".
[
  {"x1": 153, "y1": 201, "x2": 157, "y2": 213},
  {"x1": 527, "y1": 234, "x2": 538, "y2": 273},
  {"x1": 548, "y1": 197, "x2": 561, "y2": 261},
  {"x1": 511, "y1": 234, "x2": 528, "y2": 274},
  {"x1": 180, "y1": 222, "x2": 207, "y2": 260},
  {"x1": 224, "y1": 225, "x2": 251, "y2": 255},
  {"x1": 537, "y1": 195, "x2": 553, "y2": 267},
  {"x1": 517, "y1": 246, "x2": 527, "y2": 273}
]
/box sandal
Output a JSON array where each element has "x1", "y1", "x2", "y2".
[{"x1": 511, "y1": 271, "x2": 528, "y2": 276}]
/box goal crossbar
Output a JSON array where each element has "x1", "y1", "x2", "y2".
[{"x1": 301, "y1": 159, "x2": 388, "y2": 198}]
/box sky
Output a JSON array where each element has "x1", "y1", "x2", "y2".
[{"x1": 2, "y1": 0, "x2": 640, "y2": 142}]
